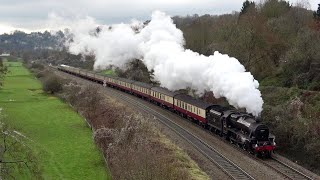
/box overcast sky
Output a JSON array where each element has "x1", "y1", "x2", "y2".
[{"x1": 0, "y1": 0, "x2": 318, "y2": 34}]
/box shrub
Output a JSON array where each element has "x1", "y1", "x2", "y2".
[
  {"x1": 35, "y1": 70, "x2": 50, "y2": 78},
  {"x1": 30, "y1": 63, "x2": 44, "y2": 70},
  {"x1": 42, "y1": 75, "x2": 63, "y2": 94}
]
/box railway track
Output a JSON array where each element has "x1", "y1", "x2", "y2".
[
  {"x1": 106, "y1": 87, "x2": 255, "y2": 180},
  {"x1": 263, "y1": 158, "x2": 314, "y2": 180}
]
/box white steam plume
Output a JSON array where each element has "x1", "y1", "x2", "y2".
[{"x1": 65, "y1": 11, "x2": 263, "y2": 116}]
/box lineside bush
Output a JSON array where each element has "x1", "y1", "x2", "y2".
[{"x1": 42, "y1": 74, "x2": 63, "y2": 94}]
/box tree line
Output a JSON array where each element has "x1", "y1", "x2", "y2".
[{"x1": 173, "y1": 0, "x2": 320, "y2": 91}]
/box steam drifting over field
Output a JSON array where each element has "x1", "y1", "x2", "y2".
[{"x1": 65, "y1": 11, "x2": 263, "y2": 116}]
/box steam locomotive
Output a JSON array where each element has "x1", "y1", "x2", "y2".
[{"x1": 58, "y1": 64, "x2": 276, "y2": 157}]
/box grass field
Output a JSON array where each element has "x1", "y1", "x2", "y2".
[
  {"x1": 0, "y1": 62, "x2": 111, "y2": 179},
  {"x1": 100, "y1": 69, "x2": 116, "y2": 76}
]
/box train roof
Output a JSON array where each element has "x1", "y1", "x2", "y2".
[
  {"x1": 151, "y1": 86, "x2": 180, "y2": 97},
  {"x1": 133, "y1": 81, "x2": 153, "y2": 89},
  {"x1": 117, "y1": 77, "x2": 135, "y2": 83},
  {"x1": 174, "y1": 94, "x2": 213, "y2": 109},
  {"x1": 210, "y1": 104, "x2": 230, "y2": 112},
  {"x1": 103, "y1": 74, "x2": 116, "y2": 78},
  {"x1": 60, "y1": 64, "x2": 70, "y2": 67}
]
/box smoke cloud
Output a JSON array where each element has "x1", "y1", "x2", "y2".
[{"x1": 65, "y1": 11, "x2": 263, "y2": 116}]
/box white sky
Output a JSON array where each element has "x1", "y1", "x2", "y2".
[{"x1": 0, "y1": 0, "x2": 318, "y2": 34}]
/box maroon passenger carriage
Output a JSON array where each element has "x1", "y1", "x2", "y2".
[
  {"x1": 150, "y1": 87, "x2": 179, "y2": 109},
  {"x1": 173, "y1": 94, "x2": 212, "y2": 126},
  {"x1": 132, "y1": 81, "x2": 153, "y2": 99}
]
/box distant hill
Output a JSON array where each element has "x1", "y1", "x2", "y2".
[{"x1": 0, "y1": 30, "x2": 66, "y2": 53}]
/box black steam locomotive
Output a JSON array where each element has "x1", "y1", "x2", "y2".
[{"x1": 207, "y1": 106, "x2": 276, "y2": 157}]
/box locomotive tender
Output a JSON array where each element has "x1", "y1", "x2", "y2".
[{"x1": 58, "y1": 64, "x2": 276, "y2": 157}]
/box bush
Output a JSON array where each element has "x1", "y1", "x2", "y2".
[
  {"x1": 42, "y1": 75, "x2": 63, "y2": 94},
  {"x1": 30, "y1": 62, "x2": 44, "y2": 70},
  {"x1": 35, "y1": 70, "x2": 50, "y2": 78}
]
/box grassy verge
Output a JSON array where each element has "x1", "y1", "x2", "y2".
[
  {"x1": 0, "y1": 62, "x2": 110, "y2": 179},
  {"x1": 99, "y1": 69, "x2": 116, "y2": 76}
]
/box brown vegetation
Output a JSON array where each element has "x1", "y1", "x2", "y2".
[
  {"x1": 0, "y1": 58, "x2": 8, "y2": 88},
  {"x1": 261, "y1": 86, "x2": 320, "y2": 173},
  {"x1": 41, "y1": 75, "x2": 63, "y2": 94}
]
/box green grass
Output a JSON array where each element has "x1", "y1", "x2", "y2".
[
  {"x1": 0, "y1": 62, "x2": 111, "y2": 179},
  {"x1": 99, "y1": 69, "x2": 116, "y2": 76}
]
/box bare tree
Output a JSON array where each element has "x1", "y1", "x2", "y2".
[{"x1": 0, "y1": 121, "x2": 42, "y2": 179}]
